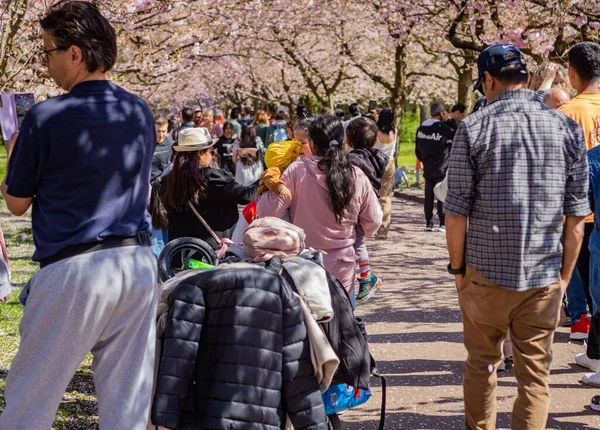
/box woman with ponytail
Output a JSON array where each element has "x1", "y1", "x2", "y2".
[{"x1": 257, "y1": 115, "x2": 382, "y2": 297}]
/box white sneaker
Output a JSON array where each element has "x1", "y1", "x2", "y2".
[
  {"x1": 570, "y1": 331, "x2": 589, "y2": 340},
  {"x1": 575, "y1": 353, "x2": 600, "y2": 372},
  {"x1": 582, "y1": 372, "x2": 600, "y2": 387}
]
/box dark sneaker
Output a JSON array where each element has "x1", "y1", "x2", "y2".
[
  {"x1": 356, "y1": 273, "x2": 381, "y2": 301},
  {"x1": 424, "y1": 222, "x2": 434, "y2": 232},
  {"x1": 591, "y1": 395, "x2": 600, "y2": 412},
  {"x1": 497, "y1": 358, "x2": 513, "y2": 373}
]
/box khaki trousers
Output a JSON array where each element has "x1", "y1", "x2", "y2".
[
  {"x1": 457, "y1": 265, "x2": 563, "y2": 430},
  {"x1": 378, "y1": 160, "x2": 395, "y2": 237}
]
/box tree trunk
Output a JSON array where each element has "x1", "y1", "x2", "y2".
[
  {"x1": 457, "y1": 55, "x2": 475, "y2": 111},
  {"x1": 419, "y1": 104, "x2": 427, "y2": 124},
  {"x1": 389, "y1": 43, "x2": 407, "y2": 166}
]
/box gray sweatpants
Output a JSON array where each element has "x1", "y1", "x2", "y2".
[{"x1": 0, "y1": 245, "x2": 158, "y2": 430}]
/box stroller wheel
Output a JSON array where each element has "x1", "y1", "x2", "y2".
[
  {"x1": 157, "y1": 237, "x2": 218, "y2": 282},
  {"x1": 327, "y1": 414, "x2": 343, "y2": 430}
]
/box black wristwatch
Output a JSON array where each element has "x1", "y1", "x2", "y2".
[{"x1": 447, "y1": 263, "x2": 466, "y2": 275}]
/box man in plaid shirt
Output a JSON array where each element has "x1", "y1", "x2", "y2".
[{"x1": 445, "y1": 43, "x2": 590, "y2": 429}]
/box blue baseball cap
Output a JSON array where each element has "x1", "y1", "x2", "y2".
[{"x1": 474, "y1": 43, "x2": 527, "y2": 93}]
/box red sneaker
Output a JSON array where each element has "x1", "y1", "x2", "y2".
[{"x1": 570, "y1": 314, "x2": 590, "y2": 340}]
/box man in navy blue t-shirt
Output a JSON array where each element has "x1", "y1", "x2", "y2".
[{"x1": 0, "y1": 3, "x2": 157, "y2": 429}]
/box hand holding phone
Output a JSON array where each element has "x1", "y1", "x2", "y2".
[{"x1": 5, "y1": 131, "x2": 18, "y2": 158}]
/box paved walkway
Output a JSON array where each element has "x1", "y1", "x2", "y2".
[{"x1": 343, "y1": 197, "x2": 600, "y2": 429}]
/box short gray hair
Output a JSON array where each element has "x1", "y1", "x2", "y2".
[{"x1": 430, "y1": 102, "x2": 446, "y2": 118}]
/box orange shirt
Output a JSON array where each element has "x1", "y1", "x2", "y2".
[
  {"x1": 559, "y1": 93, "x2": 600, "y2": 222},
  {"x1": 559, "y1": 93, "x2": 600, "y2": 150}
]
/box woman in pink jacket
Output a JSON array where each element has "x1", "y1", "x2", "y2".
[{"x1": 257, "y1": 115, "x2": 382, "y2": 300}]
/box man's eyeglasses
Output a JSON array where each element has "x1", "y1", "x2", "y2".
[{"x1": 38, "y1": 46, "x2": 68, "y2": 63}]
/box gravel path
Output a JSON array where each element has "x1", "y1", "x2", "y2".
[{"x1": 341, "y1": 197, "x2": 600, "y2": 430}]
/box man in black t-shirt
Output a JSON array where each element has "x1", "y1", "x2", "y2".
[{"x1": 415, "y1": 102, "x2": 455, "y2": 232}]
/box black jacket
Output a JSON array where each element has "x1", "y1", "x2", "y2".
[
  {"x1": 415, "y1": 119, "x2": 455, "y2": 181},
  {"x1": 152, "y1": 266, "x2": 328, "y2": 430},
  {"x1": 215, "y1": 135, "x2": 237, "y2": 174},
  {"x1": 445, "y1": 118, "x2": 458, "y2": 132},
  {"x1": 167, "y1": 168, "x2": 256, "y2": 249},
  {"x1": 349, "y1": 147, "x2": 389, "y2": 196},
  {"x1": 151, "y1": 137, "x2": 174, "y2": 182}
]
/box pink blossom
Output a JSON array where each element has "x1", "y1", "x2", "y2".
[{"x1": 575, "y1": 15, "x2": 588, "y2": 26}]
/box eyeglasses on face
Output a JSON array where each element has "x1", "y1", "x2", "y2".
[{"x1": 38, "y1": 46, "x2": 68, "y2": 63}]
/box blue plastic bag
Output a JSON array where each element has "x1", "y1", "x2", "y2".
[{"x1": 322, "y1": 383, "x2": 372, "y2": 415}]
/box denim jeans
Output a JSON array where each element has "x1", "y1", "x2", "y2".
[
  {"x1": 566, "y1": 266, "x2": 588, "y2": 323},
  {"x1": 587, "y1": 228, "x2": 600, "y2": 358},
  {"x1": 150, "y1": 228, "x2": 169, "y2": 258}
]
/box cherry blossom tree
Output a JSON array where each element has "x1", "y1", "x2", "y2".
[
  {"x1": 2, "y1": 0, "x2": 600, "y2": 116},
  {"x1": 0, "y1": 0, "x2": 49, "y2": 94},
  {"x1": 444, "y1": 0, "x2": 600, "y2": 102}
]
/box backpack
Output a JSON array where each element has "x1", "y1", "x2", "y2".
[
  {"x1": 276, "y1": 257, "x2": 386, "y2": 429},
  {"x1": 243, "y1": 217, "x2": 306, "y2": 261},
  {"x1": 267, "y1": 124, "x2": 287, "y2": 145},
  {"x1": 321, "y1": 271, "x2": 372, "y2": 390}
]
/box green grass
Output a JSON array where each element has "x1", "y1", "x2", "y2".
[
  {"x1": 0, "y1": 151, "x2": 98, "y2": 429},
  {"x1": 0, "y1": 151, "x2": 6, "y2": 179}
]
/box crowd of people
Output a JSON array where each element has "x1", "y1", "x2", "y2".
[
  {"x1": 1, "y1": 1, "x2": 600, "y2": 429},
  {"x1": 149, "y1": 98, "x2": 398, "y2": 301}
]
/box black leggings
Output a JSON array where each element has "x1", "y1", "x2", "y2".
[{"x1": 425, "y1": 178, "x2": 444, "y2": 226}]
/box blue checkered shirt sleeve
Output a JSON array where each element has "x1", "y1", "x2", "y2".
[
  {"x1": 444, "y1": 122, "x2": 473, "y2": 217},
  {"x1": 565, "y1": 124, "x2": 591, "y2": 217}
]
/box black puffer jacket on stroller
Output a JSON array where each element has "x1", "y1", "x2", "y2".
[{"x1": 151, "y1": 264, "x2": 328, "y2": 430}]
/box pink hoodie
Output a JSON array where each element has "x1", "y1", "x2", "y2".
[{"x1": 257, "y1": 157, "x2": 382, "y2": 293}]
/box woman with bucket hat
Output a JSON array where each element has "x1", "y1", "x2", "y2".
[{"x1": 149, "y1": 127, "x2": 257, "y2": 250}]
